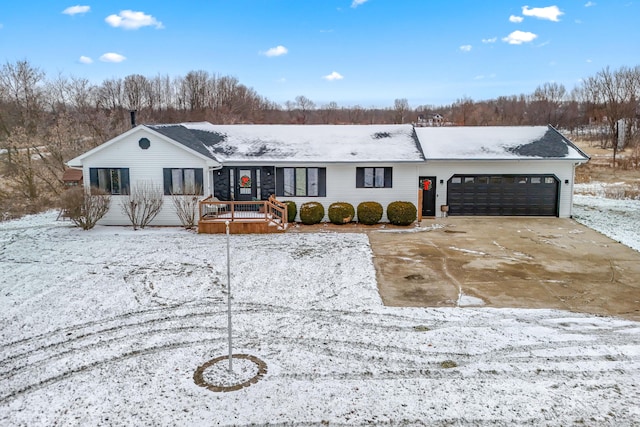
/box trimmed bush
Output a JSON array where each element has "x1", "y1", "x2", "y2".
[
  {"x1": 386, "y1": 201, "x2": 417, "y2": 226},
  {"x1": 328, "y1": 202, "x2": 355, "y2": 225},
  {"x1": 357, "y1": 201, "x2": 383, "y2": 225},
  {"x1": 282, "y1": 200, "x2": 297, "y2": 222},
  {"x1": 299, "y1": 202, "x2": 325, "y2": 225}
]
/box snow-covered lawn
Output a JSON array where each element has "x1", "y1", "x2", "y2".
[
  {"x1": 1, "y1": 204, "x2": 640, "y2": 425},
  {"x1": 573, "y1": 192, "x2": 640, "y2": 252}
]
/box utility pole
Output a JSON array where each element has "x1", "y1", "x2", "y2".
[{"x1": 225, "y1": 221, "x2": 233, "y2": 372}]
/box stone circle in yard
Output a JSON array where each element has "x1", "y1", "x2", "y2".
[{"x1": 193, "y1": 354, "x2": 267, "y2": 392}]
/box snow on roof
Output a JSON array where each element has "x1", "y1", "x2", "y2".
[
  {"x1": 415, "y1": 126, "x2": 589, "y2": 161},
  {"x1": 149, "y1": 122, "x2": 425, "y2": 163}
]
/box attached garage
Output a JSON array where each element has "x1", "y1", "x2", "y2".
[
  {"x1": 415, "y1": 126, "x2": 590, "y2": 218},
  {"x1": 447, "y1": 174, "x2": 559, "y2": 216}
]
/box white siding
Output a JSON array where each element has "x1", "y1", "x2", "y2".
[
  {"x1": 278, "y1": 163, "x2": 420, "y2": 222},
  {"x1": 417, "y1": 160, "x2": 578, "y2": 217},
  {"x1": 81, "y1": 129, "x2": 211, "y2": 226}
]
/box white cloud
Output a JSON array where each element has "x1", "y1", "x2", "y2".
[
  {"x1": 509, "y1": 15, "x2": 524, "y2": 23},
  {"x1": 262, "y1": 45, "x2": 288, "y2": 57},
  {"x1": 522, "y1": 5, "x2": 564, "y2": 21},
  {"x1": 63, "y1": 5, "x2": 90, "y2": 15},
  {"x1": 585, "y1": 1, "x2": 596, "y2": 7},
  {"x1": 105, "y1": 10, "x2": 164, "y2": 30},
  {"x1": 78, "y1": 56, "x2": 93, "y2": 64},
  {"x1": 502, "y1": 30, "x2": 538, "y2": 45},
  {"x1": 459, "y1": 45, "x2": 472, "y2": 52},
  {"x1": 323, "y1": 71, "x2": 344, "y2": 81},
  {"x1": 351, "y1": 0, "x2": 368, "y2": 8},
  {"x1": 482, "y1": 37, "x2": 497, "y2": 43},
  {"x1": 474, "y1": 73, "x2": 497, "y2": 80},
  {"x1": 99, "y1": 52, "x2": 126, "y2": 63}
]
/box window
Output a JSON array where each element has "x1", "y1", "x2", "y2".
[
  {"x1": 276, "y1": 167, "x2": 326, "y2": 197},
  {"x1": 89, "y1": 168, "x2": 130, "y2": 195},
  {"x1": 163, "y1": 168, "x2": 204, "y2": 195},
  {"x1": 356, "y1": 167, "x2": 392, "y2": 188}
]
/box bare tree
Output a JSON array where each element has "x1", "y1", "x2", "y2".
[
  {"x1": 393, "y1": 98, "x2": 410, "y2": 124},
  {"x1": 121, "y1": 181, "x2": 164, "y2": 230},
  {"x1": 451, "y1": 96, "x2": 474, "y2": 125},
  {"x1": 178, "y1": 70, "x2": 210, "y2": 113},
  {"x1": 582, "y1": 66, "x2": 640, "y2": 166},
  {"x1": 0, "y1": 60, "x2": 46, "y2": 133},
  {"x1": 319, "y1": 101, "x2": 339, "y2": 124},
  {"x1": 348, "y1": 104, "x2": 364, "y2": 124},
  {"x1": 123, "y1": 74, "x2": 150, "y2": 112},
  {"x1": 531, "y1": 82, "x2": 567, "y2": 126},
  {"x1": 291, "y1": 95, "x2": 315, "y2": 124},
  {"x1": 97, "y1": 78, "x2": 124, "y2": 111}
]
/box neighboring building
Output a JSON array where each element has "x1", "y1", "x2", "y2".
[
  {"x1": 61, "y1": 168, "x2": 83, "y2": 187},
  {"x1": 415, "y1": 113, "x2": 444, "y2": 127},
  {"x1": 66, "y1": 123, "x2": 589, "y2": 226}
]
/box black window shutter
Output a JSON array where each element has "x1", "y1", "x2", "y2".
[
  {"x1": 355, "y1": 167, "x2": 364, "y2": 188},
  {"x1": 275, "y1": 168, "x2": 284, "y2": 196},
  {"x1": 195, "y1": 168, "x2": 204, "y2": 195},
  {"x1": 318, "y1": 168, "x2": 327, "y2": 197},
  {"x1": 120, "y1": 168, "x2": 130, "y2": 195},
  {"x1": 89, "y1": 168, "x2": 98, "y2": 188},
  {"x1": 163, "y1": 168, "x2": 172, "y2": 195},
  {"x1": 384, "y1": 167, "x2": 393, "y2": 188}
]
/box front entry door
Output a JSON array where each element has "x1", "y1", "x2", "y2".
[
  {"x1": 236, "y1": 168, "x2": 259, "y2": 201},
  {"x1": 420, "y1": 176, "x2": 437, "y2": 217}
]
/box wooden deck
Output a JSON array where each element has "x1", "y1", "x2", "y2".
[{"x1": 198, "y1": 195, "x2": 288, "y2": 234}]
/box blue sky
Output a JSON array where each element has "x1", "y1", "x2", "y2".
[{"x1": 1, "y1": 1, "x2": 638, "y2": 107}]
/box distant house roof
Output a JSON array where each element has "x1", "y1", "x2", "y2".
[
  {"x1": 147, "y1": 123, "x2": 426, "y2": 163},
  {"x1": 415, "y1": 125, "x2": 590, "y2": 161},
  {"x1": 62, "y1": 168, "x2": 83, "y2": 182}
]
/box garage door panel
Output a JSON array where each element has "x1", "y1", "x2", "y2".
[{"x1": 447, "y1": 174, "x2": 558, "y2": 216}]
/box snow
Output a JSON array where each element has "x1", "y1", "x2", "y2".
[
  {"x1": 180, "y1": 122, "x2": 426, "y2": 163},
  {"x1": 415, "y1": 126, "x2": 587, "y2": 160},
  {"x1": 573, "y1": 194, "x2": 640, "y2": 252},
  {"x1": 1, "y1": 202, "x2": 640, "y2": 425}
]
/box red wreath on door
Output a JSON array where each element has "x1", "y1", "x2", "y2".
[
  {"x1": 240, "y1": 175, "x2": 251, "y2": 188},
  {"x1": 422, "y1": 179, "x2": 432, "y2": 191}
]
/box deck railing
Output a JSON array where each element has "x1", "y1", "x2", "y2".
[{"x1": 199, "y1": 195, "x2": 288, "y2": 229}]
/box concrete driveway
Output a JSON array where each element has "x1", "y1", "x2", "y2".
[{"x1": 368, "y1": 217, "x2": 640, "y2": 321}]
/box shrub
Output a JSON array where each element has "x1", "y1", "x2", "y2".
[
  {"x1": 282, "y1": 200, "x2": 297, "y2": 222},
  {"x1": 357, "y1": 201, "x2": 383, "y2": 225},
  {"x1": 59, "y1": 187, "x2": 111, "y2": 230},
  {"x1": 299, "y1": 201, "x2": 325, "y2": 225},
  {"x1": 121, "y1": 181, "x2": 164, "y2": 230},
  {"x1": 387, "y1": 201, "x2": 417, "y2": 226},
  {"x1": 172, "y1": 194, "x2": 200, "y2": 229},
  {"x1": 328, "y1": 202, "x2": 355, "y2": 225}
]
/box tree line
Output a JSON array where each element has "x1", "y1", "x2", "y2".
[{"x1": 1, "y1": 60, "x2": 639, "y2": 218}]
